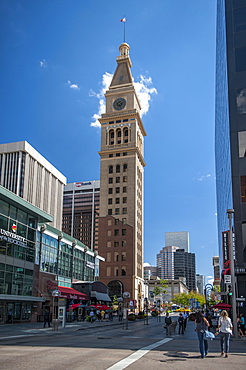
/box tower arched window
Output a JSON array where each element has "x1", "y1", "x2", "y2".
[
  {"x1": 109, "y1": 130, "x2": 114, "y2": 145},
  {"x1": 109, "y1": 166, "x2": 113, "y2": 174},
  {"x1": 116, "y1": 165, "x2": 120, "y2": 173},
  {"x1": 116, "y1": 129, "x2": 121, "y2": 144},
  {"x1": 124, "y1": 128, "x2": 129, "y2": 143}
]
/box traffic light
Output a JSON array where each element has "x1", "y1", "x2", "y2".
[{"x1": 228, "y1": 285, "x2": 233, "y2": 296}]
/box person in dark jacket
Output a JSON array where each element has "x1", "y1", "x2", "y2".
[
  {"x1": 165, "y1": 312, "x2": 172, "y2": 336},
  {"x1": 178, "y1": 313, "x2": 184, "y2": 334},
  {"x1": 43, "y1": 309, "x2": 51, "y2": 328}
]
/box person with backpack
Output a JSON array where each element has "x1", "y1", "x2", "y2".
[{"x1": 165, "y1": 312, "x2": 172, "y2": 336}]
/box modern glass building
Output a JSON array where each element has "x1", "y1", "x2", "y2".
[
  {"x1": 215, "y1": 0, "x2": 246, "y2": 310},
  {"x1": 0, "y1": 185, "x2": 52, "y2": 323},
  {"x1": 165, "y1": 231, "x2": 190, "y2": 252}
]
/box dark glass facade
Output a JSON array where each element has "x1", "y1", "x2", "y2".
[{"x1": 215, "y1": 0, "x2": 246, "y2": 311}]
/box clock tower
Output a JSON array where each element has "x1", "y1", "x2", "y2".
[{"x1": 98, "y1": 43, "x2": 146, "y2": 309}]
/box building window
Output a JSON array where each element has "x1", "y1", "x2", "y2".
[
  {"x1": 108, "y1": 219, "x2": 112, "y2": 226},
  {"x1": 107, "y1": 230, "x2": 112, "y2": 237},
  {"x1": 122, "y1": 208, "x2": 127, "y2": 214},
  {"x1": 123, "y1": 152, "x2": 127, "y2": 156},
  {"x1": 108, "y1": 198, "x2": 112, "y2": 205},
  {"x1": 123, "y1": 176, "x2": 127, "y2": 182},
  {"x1": 108, "y1": 188, "x2": 112, "y2": 194},
  {"x1": 115, "y1": 219, "x2": 119, "y2": 225},
  {"x1": 123, "y1": 197, "x2": 127, "y2": 203},
  {"x1": 237, "y1": 88, "x2": 246, "y2": 115},
  {"x1": 109, "y1": 154, "x2": 113, "y2": 158},
  {"x1": 108, "y1": 209, "x2": 112, "y2": 215},
  {"x1": 122, "y1": 267, "x2": 126, "y2": 276},
  {"x1": 115, "y1": 208, "x2": 120, "y2": 215},
  {"x1": 114, "y1": 267, "x2": 118, "y2": 276},
  {"x1": 116, "y1": 153, "x2": 120, "y2": 157},
  {"x1": 108, "y1": 178, "x2": 113, "y2": 184},
  {"x1": 123, "y1": 164, "x2": 127, "y2": 172},
  {"x1": 116, "y1": 187, "x2": 120, "y2": 193},
  {"x1": 241, "y1": 176, "x2": 246, "y2": 202},
  {"x1": 106, "y1": 252, "x2": 111, "y2": 262},
  {"x1": 116, "y1": 165, "x2": 120, "y2": 173},
  {"x1": 115, "y1": 252, "x2": 119, "y2": 262},
  {"x1": 122, "y1": 229, "x2": 126, "y2": 236},
  {"x1": 116, "y1": 177, "x2": 120, "y2": 183},
  {"x1": 114, "y1": 241, "x2": 119, "y2": 247},
  {"x1": 109, "y1": 166, "x2": 113, "y2": 174},
  {"x1": 107, "y1": 241, "x2": 111, "y2": 248},
  {"x1": 115, "y1": 198, "x2": 120, "y2": 204},
  {"x1": 122, "y1": 218, "x2": 127, "y2": 224},
  {"x1": 106, "y1": 267, "x2": 111, "y2": 276},
  {"x1": 114, "y1": 229, "x2": 119, "y2": 236},
  {"x1": 123, "y1": 186, "x2": 127, "y2": 193},
  {"x1": 122, "y1": 240, "x2": 126, "y2": 247},
  {"x1": 122, "y1": 252, "x2": 126, "y2": 261}
]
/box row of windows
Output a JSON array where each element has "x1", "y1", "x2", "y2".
[
  {"x1": 106, "y1": 266, "x2": 126, "y2": 276},
  {"x1": 107, "y1": 240, "x2": 127, "y2": 248},
  {"x1": 109, "y1": 152, "x2": 128, "y2": 158},
  {"x1": 106, "y1": 252, "x2": 126, "y2": 262},
  {"x1": 108, "y1": 186, "x2": 127, "y2": 194},
  {"x1": 108, "y1": 208, "x2": 127, "y2": 215},
  {"x1": 108, "y1": 197, "x2": 127, "y2": 204},
  {"x1": 108, "y1": 164, "x2": 128, "y2": 173}
]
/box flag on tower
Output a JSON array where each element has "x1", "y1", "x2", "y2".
[{"x1": 120, "y1": 17, "x2": 126, "y2": 22}]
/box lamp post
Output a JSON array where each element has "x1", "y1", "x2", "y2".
[
  {"x1": 227, "y1": 209, "x2": 238, "y2": 338},
  {"x1": 204, "y1": 283, "x2": 213, "y2": 309}
]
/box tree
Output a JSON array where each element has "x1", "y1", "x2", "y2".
[
  {"x1": 152, "y1": 279, "x2": 168, "y2": 297},
  {"x1": 173, "y1": 291, "x2": 206, "y2": 307}
]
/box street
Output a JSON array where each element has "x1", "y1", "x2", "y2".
[{"x1": 0, "y1": 315, "x2": 245, "y2": 369}]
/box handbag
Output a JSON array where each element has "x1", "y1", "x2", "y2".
[{"x1": 204, "y1": 330, "x2": 215, "y2": 340}]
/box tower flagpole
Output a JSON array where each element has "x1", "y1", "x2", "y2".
[{"x1": 120, "y1": 16, "x2": 126, "y2": 43}]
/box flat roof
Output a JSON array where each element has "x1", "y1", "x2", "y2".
[{"x1": 0, "y1": 185, "x2": 53, "y2": 223}]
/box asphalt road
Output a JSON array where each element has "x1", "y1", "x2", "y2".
[{"x1": 0, "y1": 316, "x2": 245, "y2": 370}]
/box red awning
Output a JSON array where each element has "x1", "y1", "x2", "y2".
[{"x1": 58, "y1": 286, "x2": 88, "y2": 300}]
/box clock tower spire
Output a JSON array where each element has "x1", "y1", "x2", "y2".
[{"x1": 98, "y1": 43, "x2": 146, "y2": 310}]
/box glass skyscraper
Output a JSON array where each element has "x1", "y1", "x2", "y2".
[{"x1": 215, "y1": 0, "x2": 246, "y2": 310}]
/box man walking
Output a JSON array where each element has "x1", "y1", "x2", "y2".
[
  {"x1": 178, "y1": 313, "x2": 184, "y2": 334},
  {"x1": 165, "y1": 312, "x2": 172, "y2": 336},
  {"x1": 43, "y1": 309, "x2": 51, "y2": 328},
  {"x1": 182, "y1": 311, "x2": 188, "y2": 331}
]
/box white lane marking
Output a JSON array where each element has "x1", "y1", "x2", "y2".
[
  {"x1": 106, "y1": 337, "x2": 173, "y2": 370},
  {"x1": 0, "y1": 335, "x2": 31, "y2": 340}
]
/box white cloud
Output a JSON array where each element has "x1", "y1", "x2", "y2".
[
  {"x1": 67, "y1": 80, "x2": 80, "y2": 91},
  {"x1": 193, "y1": 174, "x2": 212, "y2": 181},
  {"x1": 90, "y1": 72, "x2": 157, "y2": 128},
  {"x1": 39, "y1": 59, "x2": 47, "y2": 68}
]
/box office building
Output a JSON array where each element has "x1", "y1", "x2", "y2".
[
  {"x1": 62, "y1": 180, "x2": 100, "y2": 251},
  {"x1": 174, "y1": 249, "x2": 196, "y2": 291},
  {"x1": 196, "y1": 274, "x2": 205, "y2": 294},
  {"x1": 165, "y1": 231, "x2": 190, "y2": 252},
  {"x1": 143, "y1": 264, "x2": 157, "y2": 281},
  {"x1": 97, "y1": 43, "x2": 146, "y2": 309},
  {"x1": 0, "y1": 141, "x2": 66, "y2": 230},
  {"x1": 156, "y1": 246, "x2": 179, "y2": 279},
  {"x1": 215, "y1": 0, "x2": 246, "y2": 310}
]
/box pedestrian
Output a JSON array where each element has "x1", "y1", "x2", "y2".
[
  {"x1": 43, "y1": 309, "x2": 51, "y2": 328},
  {"x1": 239, "y1": 313, "x2": 245, "y2": 335},
  {"x1": 164, "y1": 312, "x2": 172, "y2": 336},
  {"x1": 89, "y1": 310, "x2": 95, "y2": 323},
  {"x1": 101, "y1": 310, "x2": 105, "y2": 320},
  {"x1": 195, "y1": 311, "x2": 210, "y2": 358},
  {"x1": 7, "y1": 308, "x2": 13, "y2": 323},
  {"x1": 182, "y1": 311, "x2": 188, "y2": 331},
  {"x1": 216, "y1": 310, "x2": 233, "y2": 358},
  {"x1": 178, "y1": 313, "x2": 184, "y2": 334},
  {"x1": 96, "y1": 309, "x2": 101, "y2": 321},
  {"x1": 118, "y1": 309, "x2": 123, "y2": 322},
  {"x1": 237, "y1": 315, "x2": 244, "y2": 336}
]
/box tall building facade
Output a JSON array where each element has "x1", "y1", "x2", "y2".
[
  {"x1": 97, "y1": 43, "x2": 146, "y2": 308},
  {"x1": 165, "y1": 231, "x2": 190, "y2": 252},
  {"x1": 62, "y1": 180, "x2": 100, "y2": 251},
  {"x1": 0, "y1": 141, "x2": 66, "y2": 229},
  {"x1": 196, "y1": 274, "x2": 205, "y2": 295},
  {"x1": 174, "y1": 249, "x2": 196, "y2": 291},
  {"x1": 215, "y1": 0, "x2": 246, "y2": 309},
  {"x1": 156, "y1": 246, "x2": 179, "y2": 279}
]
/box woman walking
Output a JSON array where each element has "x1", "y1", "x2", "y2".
[
  {"x1": 216, "y1": 310, "x2": 233, "y2": 358},
  {"x1": 195, "y1": 311, "x2": 210, "y2": 358}
]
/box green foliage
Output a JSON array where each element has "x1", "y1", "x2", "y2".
[
  {"x1": 152, "y1": 279, "x2": 168, "y2": 296},
  {"x1": 173, "y1": 291, "x2": 206, "y2": 307},
  {"x1": 112, "y1": 295, "x2": 118, "y2": 305}
]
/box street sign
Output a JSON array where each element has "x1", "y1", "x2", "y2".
[
  {"x1": 123, "y1": 292, "x2": 130, "y2": 299},
  {"x1": 224, "y1": 275, "x2": 231, "y2": 284},
  {"x1": 236, "y1": 297, "x2": 245, "y2": 301}
]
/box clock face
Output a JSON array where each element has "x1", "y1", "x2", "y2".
[{"x1": 113, "y1": 97, "x2": 126, "y2": 111}]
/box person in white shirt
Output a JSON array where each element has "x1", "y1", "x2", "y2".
[
  {"x1": 182, "y1": 312, "x2": 188, "y2": 331},
  {"x1": 216, "y1": 310, "x2": 233, "y2": 358}
]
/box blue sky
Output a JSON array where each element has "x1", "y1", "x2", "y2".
[{"x1": 1, "y1": 0, "x2": 218, "y2": 281}]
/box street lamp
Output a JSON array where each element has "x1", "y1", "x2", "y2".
[
  {"x1": 227, "y1": 209, "x2": 238, "y2": 338},
  {"x1": 204, "y1": 283, "x2": 213, "y2": 309}
]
